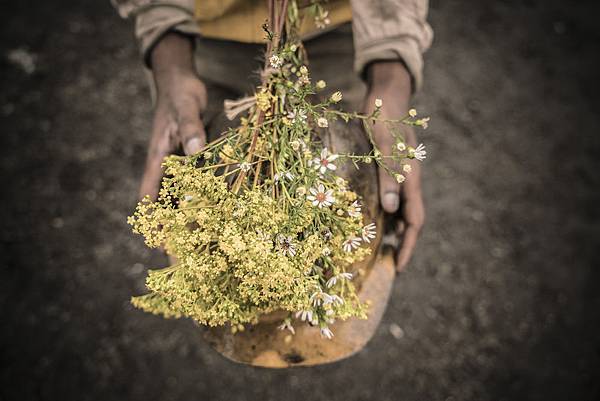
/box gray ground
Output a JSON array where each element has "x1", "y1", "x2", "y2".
[{"x1": 1, "y1": 1, "x2": 599, "y2": 400}]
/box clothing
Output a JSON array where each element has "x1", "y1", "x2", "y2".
[
  {"x1": 112, "y1": 0, "x2": 433, "y2": 90},
  {"x1": 194, "y1": 0, "x2": 352, "y2": 43},
  {"x1": 196, "y1": 23, "x2": 366, "y2": 133}
]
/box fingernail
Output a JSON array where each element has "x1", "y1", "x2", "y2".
[
  {"x1": 382, "y1": 192, "x2": 399, "y2": 212},
  {"x1": 184, "y1": 137, "x2": 203, "y2": 155}
]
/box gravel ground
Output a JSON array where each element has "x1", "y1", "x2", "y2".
[{"x1": 1, "y1": 1, "x2": 599, "y2": 400}]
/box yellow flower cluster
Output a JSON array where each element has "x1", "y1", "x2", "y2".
[{"x1": 129, "y1": 157, "x2": 369, "y2": 327}]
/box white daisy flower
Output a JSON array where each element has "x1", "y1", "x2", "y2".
[
  {"x1": 239, "y1": 162, "x2": 251, "y2": 172},
  {"x1": 331, "y1": 295, "x2": 344, "y2": 305},
  {"x1": 408, "y1": 108, "x2": 417, "y2": 117},
  {"x1": 315, "y1": 10, "x2": 330, "y2": 29},
  {"x1": 326, "y1": 273, "x2": 353, "y2": 288},
  {"x1": 409, "y1": 143, "x2": 427, "y2": 161},
  {"x1": 375, "y1": 98, "x2": 383, "y2": 108},
  {"x1": 362, "y1": 223, "x2": 377, "y2": 243},
  {"x1": 312, "y1": 147, "x2": 338, "y2": 174},
  {"x1": 296, "y1": 310, "x2": 313, "y2": 322},
  {"x1": 320, "y1": 327, "x2": 334, "y2": 339},
  {"x1": 342, "y1": 237, "x2": 361, "y2": 252},
  {"x1": 269, "y1": 54, "x2": 282, "y2": 68},
  {"x1": 396, "y1": 142, "x2": 406, "y2": 152},
  {"x1": 310, "y1": 291, "x2": 332, "y2": 307},
  {"x1": 307, "y1": 184, "x2": 335, "y2": 208},
  {"x1": 277, "y1": 235, "x2": 296, "y2": 257},
  {"x1": 415, "y1": 117, "x2": 430, "y2": 129},
  {"x1": 274, "y1": 171, "x2": 294, "y2": 182},
  {"x1": 323, "y1": 294, "x2": 344, "y2": 306},
  {"x1": 310, "y1": 292, "x2": 319, "y2": 306},
  {"x1": 348, "y1": 200, "x2": 362, "y2": 218},
  {"x1": 339, "y1": 272, "x2": 353, "y2": 281},
  {"x1": 287, "y1": 109, "x2": 307, "y2": 123},
  {"x1": 403, "y1": 164, "x2": 412, "y2": 173},
  {"x1": 278, "y1": 319, "x2": 295, "y2": 334}
]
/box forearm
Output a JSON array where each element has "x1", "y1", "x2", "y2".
[
  {"x1": 112, "y1": 0, "x2": 199, "y2": 67},
  {"x1": 150, "y1": 32, "x2": 197, "y2": 92}
]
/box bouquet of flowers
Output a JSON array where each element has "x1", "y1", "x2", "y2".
[{"x1": 128, "y1": 0, "x2": 429, "y2": 339}]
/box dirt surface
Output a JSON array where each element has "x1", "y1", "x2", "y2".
[{"x1": 1, "y1": 1, "x2": 599, "y2": 400}]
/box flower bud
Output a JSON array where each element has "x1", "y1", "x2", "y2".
[
  {"x1": 330, "y1": 91, "x2": 343, "y2": 103},
  {"x1": 317, "y1": 117, "x2": 329, "y2": 128}
]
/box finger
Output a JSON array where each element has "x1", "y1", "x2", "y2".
[
  {"x1": 396, "y1": 224, "x2": 420, "y2": 272},
  {"x1": 378, "y1": 167, "x2": 401, "y2": 213},
  {"x1": 372, "y1": 123, "x2": 401, "y2": 213},
  {"x1": 176, "y1": 99, "x2": 206, "y2": 155},
  {"x1": 395, "y1": 176, "x2": 424, "y2": 271},
  {"x1": 139, "y1": 120, "x2": 176, "y2": 200}
]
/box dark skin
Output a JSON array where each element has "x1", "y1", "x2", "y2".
[{"x1": 142, "y1": 32, "x2": 424, "y2": 272}]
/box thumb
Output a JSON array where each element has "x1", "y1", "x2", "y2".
[
  {"x1": 378, "y1": 167, "x2": 401, "y2": 213},
  {"x1": 176, "y1": 99, "x2": 206, "y2": 155}
]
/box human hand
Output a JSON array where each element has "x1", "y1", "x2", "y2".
[
  {"x1": 139, "y1": 33, "x2": 207, "y2": 200},
  {"x1": 365, "y1": 61, "x2": 425, "y2": 272}
]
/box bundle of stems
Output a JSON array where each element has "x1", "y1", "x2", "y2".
[{"x1": 128, "y1": 0, "x2": 429, "y2": 338}]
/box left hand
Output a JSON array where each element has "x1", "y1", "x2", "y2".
[{"x1": 364, "y1": 61, "x2": 425, "y2": 272}]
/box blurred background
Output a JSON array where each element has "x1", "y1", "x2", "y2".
[{"x1": 1, "y1": 0, "x2": 599, "y2": 400}]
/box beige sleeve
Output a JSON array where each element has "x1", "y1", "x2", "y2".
[
  {"x1": 350, "y1": 0, "x2": 433, "y2": 92},
  {"x1": 111, "y1": 0, "x2": 200, "y2": 66}
]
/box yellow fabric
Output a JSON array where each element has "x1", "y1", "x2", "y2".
[{"x1": 194, "y1": 0, "x2": 352, "y2": 43}]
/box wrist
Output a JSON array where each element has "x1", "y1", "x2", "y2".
[
  {"x1": 151, "y1": 32, "x2": 196, "y2": 87},
  {"x1": 366, "y1": 61, "x2": 412, "y2": 101}
]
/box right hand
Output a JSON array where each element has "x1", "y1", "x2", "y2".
[
  {"x1": 365, "y1": 61, "x2": 425, "y2": 272},
  {"x1": 140, "y1": 33, "x2": 208, "y2": 200}
]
